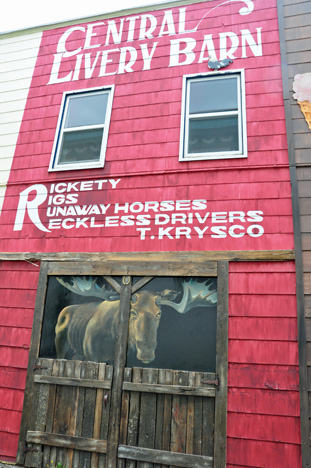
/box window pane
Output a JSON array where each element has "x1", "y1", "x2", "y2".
[
  {"x1": 65, "y1": 93, "x2": 108, "y2": 128},
  {"x1": 189, "y1": 77, "x2": 238, "y2": 114},
  {"x1": 58, "y1": 128, "x2": 103, "y2": 164},
  {"x1": 188, "y1": 116, "x2": 239, "y2": 154}
]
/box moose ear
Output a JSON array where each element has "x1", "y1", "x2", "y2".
[{"x1": 160, "y1": 289, "x2": 179, "y2": 300}]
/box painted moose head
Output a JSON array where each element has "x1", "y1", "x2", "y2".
[{"x1": 54, "y1": 276, "x2": 217, "y2": 364}]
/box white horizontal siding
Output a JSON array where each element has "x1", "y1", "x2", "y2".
[{"x1": 0, "y1": 31, "x2": 42, "y2": 215}]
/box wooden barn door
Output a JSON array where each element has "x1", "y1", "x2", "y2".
[{"x1": 18, "y1": 260, "x2": 228, "y2": 468}]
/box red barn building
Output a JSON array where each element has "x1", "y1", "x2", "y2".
[{"x1": 0, "y1": 0, "x2": 310, "y2": 466}]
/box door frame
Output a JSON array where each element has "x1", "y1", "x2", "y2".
[{"x1": 17, "y1": 253, "x2": 228, "y2": 467}]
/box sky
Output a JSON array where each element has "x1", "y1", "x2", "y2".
[{"x1": 0, "y1": 0, "x2": 174, "y2": 33}]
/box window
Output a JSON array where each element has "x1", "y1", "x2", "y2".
[
  {"x1": 180, "y1": 71, "x2": 247, "y2": 161},
  {"x1": 49, "y1": 86, "x2": 114, "y2": 171}
]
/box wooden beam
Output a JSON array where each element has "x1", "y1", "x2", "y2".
[
  {"x1": 26, "y1": 431, "x2": 107, "y2": 453},
  {"x1": 122, "y1": 382, "x2": 216, "y2": 397},
  {"x1": 34, "y1": 375, "x2": 112, "y2": 390},
  {"x1": 118, "y1": 445, "x2": 213, "y2": 468},
  {"x1": 0, "y1": 250, "x2": 295, "y2": 264}
]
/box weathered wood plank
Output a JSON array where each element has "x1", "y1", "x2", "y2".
[
  {"x1": 91, "y1": 363, "x2": 106, "y2": 468},
  {"x1": 26, "y1": 431, "x2": 107, "y2": 453},
  {"x1": 213, "y1": 261, "x2": 228, "y2": 468},
  {"x1": 0, "y1": 250, "x2": 295, "y2": 265},
  {"x1": 42, "y1": 360, "x2": 60, "y2": 468},
  {"x1": 65, "y1": 360, "x2": 79, "y2": 468},
  {"x1": 154, "y1": 369, "x2": 165, "y2": 468},
  {"x1": 193, "y1": 373, "x2": 203, "y2": 456},
  {"x1": 162, "y1": 370, "x2": 173, "y2": 454},
  {"x1": 170, "y1": 371, "x2": 188, "y2": 455},
  {"x1": 80, "y1": 362, "x2": 99, "y2": 468},
  {"x1": 72, "y1": 361, "x2": 84, "y2": 468},
  {"x1": 186, "y1": 372, "x2": 195, "y2": 455},
  {"x1": 118, "y1": 445, "x2": 213, "y2": 468},
  {"x1": 126, "y1": 367, "x2": 141, "y2": 468},
  {"x1": 202, "y1": 373, "x2": 215, "y2": 458},
  {"x1": 17, "y1": 262, "x2": 49, "y2": 465},
  {"x1": 106, "y1": 278, "x2": 132, "y2": 468},
  {"x1": 138, "y1": 368, "x2": 158, "y2": 468},
  {"x1": 53, "y1": 360, "x2": 68, "y2": 467},
  {"x1": 122, "y1": 382, "x2": 216, "y2": 397},
  {"x1": 34, "y1": 375, "x2": 112, "y2": 389},
  {"x1": 26, "y1": 358, "x2": 53, "y2": 468},
  {"x1": 118, "y1": 367, "x2": 132, "y2": 468},
  {"x1": 99, "y1": 365, "x2": 113, "y2": 468}
]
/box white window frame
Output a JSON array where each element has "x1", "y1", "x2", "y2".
[
  {"x1": 49, "y1": 86, "x2": 114, "y2": 172},
  {"x1": 179, "y1": 70, "x2": 247, "y2": 161}
]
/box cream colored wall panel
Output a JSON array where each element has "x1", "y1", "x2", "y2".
[
  {"x1": 0, "y1": 77, "x2": 38, "y2": 94},
  {"x1": 0, "y1": 133, "x2": 25, "y2": 147},
  {"x1": 0, "y1": 99, "x2": 29, "y2": 113},
  {"x1": 0, "y1": 171, "x2": 11, "y2": 185},
  {"x1": 0, "y1": 110, "x2": 24, "y2": 124},
  {"x1": 0, "y1": 158, "x2": 13, "y2": 171},
  {"x1": 0, "y1": 66, "x2": 39, "y2": 83},
  {"x1": 0, "y1": 185, "x2": 6, "y2": 213},
  {"x1": 0, "y1": 31, "x2": 42, "y2": 216},
  {"x1": 0, "y1": 56, "x2": 40, "y2": 74},
  {"x1": 0, "y1": 35, "x2": 43, "y2": 53}
]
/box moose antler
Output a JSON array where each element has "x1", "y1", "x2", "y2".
[
  {"x1": 56, "y1": 276, "x2": 119, "y2": 301},
  {"x1": 159, "y1": 279, "x2": 217, "y2": 314}
]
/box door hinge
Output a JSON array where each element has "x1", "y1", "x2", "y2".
[
  {"x1": 24, "y1": 442, "x2": 38, "y2": 454},
  {"x1": 201, "y1": 376, "x2": 220, "y2": 388},
  {"x1": 33, "y1": 360, "x2": 48, "y2": 372}
]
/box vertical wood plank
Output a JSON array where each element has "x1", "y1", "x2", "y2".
[
  {"x1": 79, "y1": 361, "x2": 98, "y2": 468},
  {"x1": 72, "y1": 361, "x2": 83, "y2": 468},
  {"x1": 126, "y1": 367, "x2": 142, "y2": 468},
  {"x1": 214, "y1": 261, "x2": 228, "y2": 468},
  {"x1": 91, "y1": 362, "x2": 107, "y2": 468},
  {"x1": 193, "y1": 373, "x2": 203, "y2": 456},
  {"x1": 17, "y1": 262, "x2": 49, "y2": 465},
  {"x1": 137, "y1": 368, "x2": 158, "y2": 468},
  {"x1": 162, "y1": 370, "x2": 173, "y2": 455},
  {"x1": 202, "y1": 372, "x2": 215, "y2": 458},
  {"x1": 186, "y1": 371, "x2": 195, "y2": 455},
  {"x1": 170, "y1": 371, "x2": 187, "y2": 455},
  {"x1": 98, "y1": 365, "x2": 113, "y2": 468},
  {"x1": 107, "y1": 277, "x2": 132, "y2": 468},
  {"x1": 118, "y1": 367, "x2": 132, "y2": 468},
  {"x1": 154, "y1": 368, "x2": 165, "y2": 468},
  {"x1": 48, "y1": 360, "x2": 61, "y2": 468},
  {"x1": 66, "y1": 360, "x2": 79, "y2": 468},
  {"x1": 53, "y1": 359, "x2": 68, "y2": 467},
  {"x1": 25, "y1": 358, "x2": 53, "y2": 468}
]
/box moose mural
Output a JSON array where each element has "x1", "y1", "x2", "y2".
[{"x1": 53, "y1": 276, "x2": 217, "y2": 365}]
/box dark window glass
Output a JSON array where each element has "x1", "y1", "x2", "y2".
[
  {"x1": 188, "y1": 116, "x2": 239, "y2": 153},
  {"x1": 65, "y1": 93, "x2": 108, "y2": 128},
  {"x1": 58, "y1": 128, "x2": 103, "y2": 164},
  {"x1": 189, "y1": 77, "x2": 238, "y2": 114}
]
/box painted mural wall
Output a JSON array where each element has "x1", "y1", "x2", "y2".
[{"x1": 0, "y1": 0, "x2": 303, "y2": 466}]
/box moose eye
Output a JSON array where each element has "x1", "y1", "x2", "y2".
[
  {"x1": 130, "y1": 310, "x2": 138, "y2": 317},
  {"x1": 156, "y1": 312, "x2": 162, "y2": 318}
]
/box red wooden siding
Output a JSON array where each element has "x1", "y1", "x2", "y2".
[
  {"x1": 0, "y1": 0, "x2": 295, "y2": 254},
  {"x1": 227, "y1": 261, "x2": 301, "y2": 467},
  {"x1": 0, "y1": 261, "x2": 39, "y2": 460}
]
